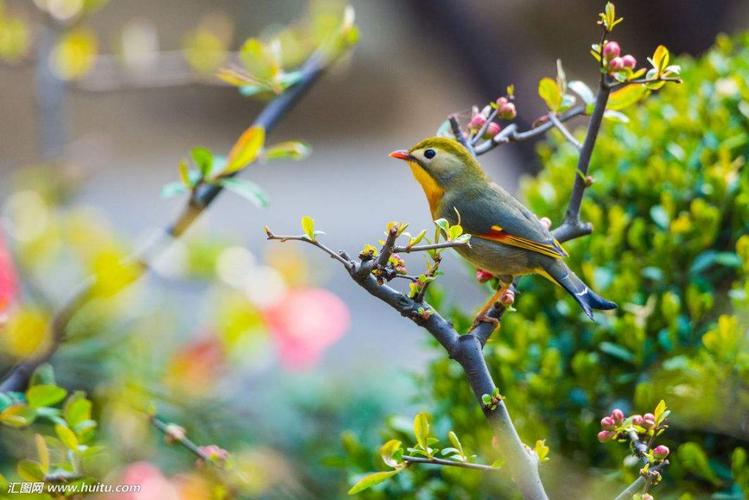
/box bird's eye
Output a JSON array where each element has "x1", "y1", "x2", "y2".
[{"x1": 424, "y1": 149, "x2": 436, "y2": 159}]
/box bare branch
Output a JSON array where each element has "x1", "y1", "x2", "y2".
[
  {"x1": 151, "y1": 416, "x2": 214, "y2": 462},
  {"x1": 549, "y1": 113, "x2": 582, "y2": 150},
  {"x1": 608, "y1": 76, "x2": 682, "y2": 91},
  {"x1": 402, "y1": 455, "x2": 499, "y2": 472},
  {"x1": 392, "y1": 240, "x2": 469, "y2": 254},
  {"x1": 264, "y1": 229, "x2": 353, "y2": 269},
  {"x1": 450, "y1": 115, "x2": 476, "y2": 157},
  {"x1": 470, "y1": 107, "x2": 499, "y2": 146}
]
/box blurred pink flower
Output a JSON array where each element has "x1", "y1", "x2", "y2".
[
  {"x1": 264, "y1": 287, "x2": 349, "y2": 370},
  {"x1": 0, "y1": 233, "x2": 17, "y2": 312},
  {"x1": 114, "y1": 462, "x2": 179, "y2": 500},
  {"x1": 165, "y1": 336, "x2": 225, "y2": 394}
]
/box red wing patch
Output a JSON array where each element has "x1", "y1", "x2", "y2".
[{"x1": 478, "y1": 225, "x2": 568, "y2": 259}]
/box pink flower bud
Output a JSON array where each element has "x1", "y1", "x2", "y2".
[
  {"x1": 469, "y1": 114, "x2": 487, "y2": 129},
  {"x1": 496, "y1": 97, "x2": 508, "y2": 108},
  {"x1": 653, "y1": 445, "x2": 670, "y2": 459},
  {"x1": 498, "y1": 102, "x2": 517, "y2": 120},
  {"x1": 611, "y1": 409, "x2": 624, "y2": 423},
  {"x1": 603, "y1": 41, "x2": 621, "y2": 60},
  {"x1": 600, "y1": 416, "x2": 615, "y2": 430},
  {"x1": 608, "y1": 57, "x2": 624, "y2": 72},
  {"x1": 476, "y1": 269, "x2": 494, "y2": 283},
  {"x1": 642, "y1": 494, "x2": 653, "y2": 500},
  {"x1": 621, "y1": 54, "x2": 637, "y2": 69},
  {"x1": 597, "y1": 430, "x2": 613, "y2": 442},
  {"x1": 631, "y1": 414, "x2": 644, "y2": 426},
  {"x1": 484, "y1": 122, "x2": 501, "y2": 138},
  {"x1": 643, "y1": 413, "x2": 656, "y2": 428}
]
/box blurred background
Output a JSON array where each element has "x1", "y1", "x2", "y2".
[{"x1": 1, "y1": 0, "x2": 748, "y2": 497}]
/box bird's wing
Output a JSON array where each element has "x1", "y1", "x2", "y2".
[{"x1": 449, "y1": 183, "x2": 568, "y2": 260}]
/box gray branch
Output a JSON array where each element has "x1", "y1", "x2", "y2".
[{"x1": 402, "y1": 455, "x2": 498, "y2": 472}]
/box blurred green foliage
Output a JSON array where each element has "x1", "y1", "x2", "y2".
[{"x1": 343, "y1": 33, "x2": 749, "y2": 498}]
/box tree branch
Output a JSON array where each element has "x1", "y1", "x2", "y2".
[
  {"x1": 0, "y1": 49, "x2": 338, "y2": 393},
  {"x1": 450, "y1": 115, "x2": 476, "y2": 157},
  {"x1": 402, "y1": 455, "x2": 498, "y2": 472},
  {"x1": 392, "y1": 241, "x2": 468, "y2": 254},
  {"x1": 151, "y1": 416, "x2": 214, "y2": 462},
  {"x1": 267, "y1": 230, "x2": 547, "y2": 499},
  {"x1": 548, "y1": 113, "x2": 581, "y2": 150}
]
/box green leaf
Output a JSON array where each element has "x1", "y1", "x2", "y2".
[
  {"x1": 190, "y1": 147, "x2": 213, "y2": 177},
  {"x1": 603, "y1": 109, "x2": 629, "y2": 123},
  {"x1": 608, "y1": 85, "x2": 648, "y2": 111},
  {"x1": 448, "y1": 224, "x2": 463, "y2": 240},
  {"x1": 264, "y1": 141, "x2": 311, "y2": 161},
  {"x1": 218, "y1": 177, "x2": 269, "y2": 208},
  {"x1": 29, "y1": 364, "x2": 55, "y2": 387},
  {"x1": 599, "y1": 341, "x2": 635, "y2": 362},
  {"x1": 221, "y1": 125, "x2": 266, "y2": 175},
  {"x1": 348, "y1": 469, "x2": 401, "y2": 495},
  {"x1": 413, "y1": 412, "x2": 430, "y2": 452},
  {"x1": 568, "y1": 80, "x2": 594, "y2": 105},
  {"x1": 380, "y1": 439, "x2": 402, "y2": 468},
  {"x1": 0, "y1": 405, "x2": 37, "y2": 427},
  {"x1": 448, "y1": 431, "x2": 464, "y2": 455},
  {"x1": 538, "y1": 77, "x2": 562, "y2": 111},
  {"x1": 26, "y1": 384, "x2": 67, "y2": 408},
  {"x1": 16, "y1": 459, "x2": 44, "y2": 482},
  {"x1": 55, "y1": 423, "x2": 79, "y2": 451},
  {"x1": 678, "y1": 442, "x2": 720, "y2": 485},
  {"x1": 35, "y1": 434, "x2": 49, "y2": 474},
  {"x1": 161, "y1": 182, "x2": 188, "y2": 199},
  {"x1": 64, "y1": 392, "x2": 92, "y2": 428},
  {"x1": 301, "y1": 216, "x2": 316, "y2": 241},
  {"x1": 654, "y1": 399, "x2": 667, "y2": 423}
]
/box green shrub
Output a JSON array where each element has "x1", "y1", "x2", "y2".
[{"x1": 344, "y1": 33, "x2": 749, "y2": 498}]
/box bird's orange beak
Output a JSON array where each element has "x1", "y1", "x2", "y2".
[{"x1": 389, "y1": 149, "x2": 411, "y2": 161}]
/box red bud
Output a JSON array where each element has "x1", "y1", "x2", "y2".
[
  {"x1": 611, "y1": 409, "x2": 624, "y2": 423},
  {"x1": 608, "y1": 57, "x2": 624, "y2": 72},
  {"x1": 469, "y1": 114, "x2": 487, "y2": 129},
  {"x1": 597, "y1": 430, "x2": 613, "y2": 442},
  {"x1": 600, "y1": 416, "x2": 615, "y2": 430},
  {"x1": 498, "y1": 102, "x2": 517, "y2": 120},
  {"x1": 484, "y1": 122, "x2": 501, "y2": 138},
  {"x1": 653, "y1": 445, "x2": 670, "y2": 459},
  {"x1": 476, "y1": 269, "x2": 494, "y2": 283}
]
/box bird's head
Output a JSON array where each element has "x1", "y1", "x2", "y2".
[{"x1": 389, "y1": 137, "x2": 485, "y2": 211}]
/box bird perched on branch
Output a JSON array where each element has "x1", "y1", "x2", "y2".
[{"x1": 389, "y1": 137, "x2": 616, "y2": 323}]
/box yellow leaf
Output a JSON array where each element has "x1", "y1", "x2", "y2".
[
  {"x1": 3, "y1": 308, "x2": 49, "y2": 358},
  {"x1": 301, "y1": 215, "x2": 315, "y2": 240},
  {"x1": 35, "y1": 434, "x2": 49, "y2": 474},
  {"x1": 652, "y1": 45, "x2": 670, "y2": 74},
  {"x1": 538, "y1": 77, "x2": 561, "y2": 111},
  {"x1": 222, "y1": 126, "x2": 265, "y2": 175},
  {"x1": 55, "y1": 423, "x2": 78, "y2": 451},
  {"x1": 51, "y1": 27, "x2": 98, "y2": 80},
  {"x1": 380, "y1": 439, "x2": 402, "y2": 468},
  {"x1": 608, "y1": 85, "x2": 648, "y2": 111}
]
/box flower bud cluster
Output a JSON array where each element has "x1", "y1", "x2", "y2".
[{"x1": 603, "y1": 41, "x2": 637, "y2": 74}]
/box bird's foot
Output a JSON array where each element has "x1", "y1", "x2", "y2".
[
  {"x1": 499, "y1": 288, "x2": 515, "y2": 306},
  {"x1": 471, "y1": 313, "x2": 500, "y2": 331}
]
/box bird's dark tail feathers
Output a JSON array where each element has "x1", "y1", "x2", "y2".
[{"x1": 541, "y1": 259, "x2": 617, "y2": 320}]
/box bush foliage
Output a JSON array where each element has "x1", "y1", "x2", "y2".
[{"x1": 344, "y1": 33, "x2": 749, "y2": 498}]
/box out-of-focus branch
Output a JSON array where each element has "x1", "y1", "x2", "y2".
[
  {"x1": 151, "y1": 416, "x2": 214, "y2": 462},
  {"x1": 548, "y1": 113, "x2": 581, "y2": 150},
  {"x1": 402, "y1": 455, "x2": 498, "y2": 472},
  {"x1": 473, "y1": 106, "x2": 586, "y2": 155},
  {"x1": 449, "y1": 115, "x2": 476, "y2": 157},
  {"x1": 0, "y1": 48, "x2": 338, "y2": 393},
  {"x1": 266, "y1": 228, "x2": 547, "y2": 499}
]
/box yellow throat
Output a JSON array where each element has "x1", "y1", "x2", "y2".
[{"x1": 408, "y1": 161, "x2": 444, "y2": 214}]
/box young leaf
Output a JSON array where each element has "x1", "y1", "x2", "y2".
[
  {"x1": 380, "y1": 439, "x2": 402, "y2": 468},
  {"x1": 651, "y1": 45, "x2": 670, "y2": 74},
  {"x1": 16, "y1": 459, "x2": 44, "y2": 482},
  {"x1": 178, "y1": 159, "x2": 192, "y2": 187},
  {"x1": 348, "y1": 469, "x2": 402, "y2": 495},
  {"x1": 534, "y1": 439, "x2": 550, "y2": 462},
  {"x1": 64, "y1": 392, "x2": 92, "y2": 428},
  {"x1": 538, "y1": 77, "x2": 561, "y2": 112},
  {"x1": 161, "y1": 182, "x2": 188, "y2": 199},
  {"x1": 26, "y1": 384, "x2": 67, "y2": 408},
  {"x1": 221, "y1": 125, "x2": 266, "y2": 175},
  {"x1": 301, "y1": 216, "x2": 316, "y2": 241},
  {"x1": 448, "y1": 431, "x2": 464, "y2": 456},
  {"x1": 413, "y1": 412, "x2": 430, "y2": 452},
  {"x1": 568, "y1": 80, "x2": 595, "y2": 105},
  {"x1": 55, "y1": 423, "x2": 79, "y2": 451},
  {"x1": 35, "y1": 434, "x2": 49, "y2": 475},
  {"x1": 218, "y1": 178, "x2": 269, "y2": 208},
  {"x1": 608, "y1": 85, "x2": 648, "y2": 111},
  {"x1": 264, "y1": 141, "x2": 311, "y2": 161}
]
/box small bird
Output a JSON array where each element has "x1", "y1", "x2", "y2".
[{"x1": 389, "y1": 137, "x2": 616, "y2": 322}]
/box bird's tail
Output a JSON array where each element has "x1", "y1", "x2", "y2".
[{"x1": 540, "y1": 259, "x2": 617, "y2": 320}]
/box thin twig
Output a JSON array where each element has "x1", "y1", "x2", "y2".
[
  {"x1": 392, "y1": 241, "x2": 469, "y2": 254},
  {"x1": 402, "y1": 455, "x2": 498, "y2": 472},
  {"x1": 450, "y1": 115, "x2": 476, "y2": 157},
  {"x1": 548, "y1": 113, "x2": 581, "y2": 150},
  {"x1": 151, "y1": 416, "x2": 213, "y2": 462},
  {"x1": 608, "y1": 76, "x2": 681, "y2": 91},
  {"x1": 265, "y1": 230, "x2": 353, "y2": 269},
  {"x1": 471, "y1": 108, "x2": 498, "y2": 146}
]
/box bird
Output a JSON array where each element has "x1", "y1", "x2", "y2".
[{"x1": 389, "y1": 136, "x2": 616, "y2": 323}]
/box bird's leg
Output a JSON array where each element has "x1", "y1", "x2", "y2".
[{"x1": 471, "y1": 281, "x2": 510, "y2": 329}]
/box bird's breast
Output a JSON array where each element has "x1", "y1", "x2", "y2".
[{"x1": 408, "y1": 162, "x2": 444, "y2": 214}]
